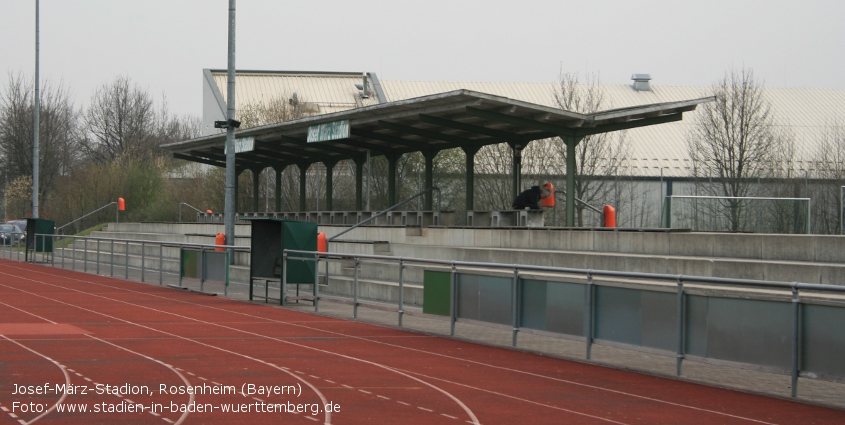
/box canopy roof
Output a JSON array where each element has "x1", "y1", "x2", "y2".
[{"x1": 163, "y1": 89, "x2": 712, "y2": 171}]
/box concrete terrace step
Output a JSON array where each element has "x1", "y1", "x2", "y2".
[{"x1": 388, "y1": 243, "x2": 845, "y2": 285}]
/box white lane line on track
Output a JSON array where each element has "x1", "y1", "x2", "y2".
[
  {"x1": 86, "y1": 335, "x2": 194, "y2": 425},
  {"x1": 1, "y1": 335, "x2": 72, "y2": 425},
  {"x1": 0, "y1": 278, "x2": 333, "y2": 425},
  {"x1": 26, "y1": 268, "x2": 783, "y2": 425},
  {"x1": 4, "y1": 270, "x2": 488, "y2": 425},
  {"x1": 3, "y1": 279, "x2": 480, "y2": 424},
  {"x1": 0, "y1": 300, "x2": 57, "y2": 323},
  {"x1": 1, "y1": 269, "x2": 480, "y2": 425}
]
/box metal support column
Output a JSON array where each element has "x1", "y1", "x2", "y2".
[
  {"x1": 355, "y1": 157, "x2": 365, "y2": 211},
  {"x1": 424, "y1": 151, "x2": 436, "y2": 210},
  {"x1": 563, "y1": 135, "x2": 583, "y2": 227},
  {"x1": 462, "y1": 146, "x2": 478, "y2": 211},
  {"x1": 275, "y1": 166, "x2": 282, "y2": 212},
  {"x1": 299, "y1": 163, "x2": 307, "y2": 211},
  {"x1": 676, "y1": 277, "x2": 685, "y2": 376},
  {"x1": 791, "y1": 285, "x2": 801, "y2": 397},
  {"x1": 252, "y1": 168, "x2": 261, "y2": 212},
  {"x1": 325, "y1": 160, "x2": 337, "y2": 211}
]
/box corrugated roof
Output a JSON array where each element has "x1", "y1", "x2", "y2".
[
  {"x1": 211, "y1": 70, "x2": 381, "y2": 116},
  {"x1": 209, "y1": 72, "x2": 845, "y2": 178}
]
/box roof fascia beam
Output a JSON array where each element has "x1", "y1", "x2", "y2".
[
  {"x1": 465, "y1": 107, "x2": 569, "y2": 139},
  {"x1": 173, "y1": 153, "x2": 225, "y2": 168},
  {"x1": 575, "y1": 113, "x2": 683, "y2": 137},
  {"x1": 377, "y1": 120, "x2": 489, "y2": 149},
  {"x1": 418, "y1": 114, "x2": 534, "y2": 143}
]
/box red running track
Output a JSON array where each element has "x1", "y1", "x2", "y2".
[{"x1": 1, "y1": 259, "x2": 843, "y2": 425}]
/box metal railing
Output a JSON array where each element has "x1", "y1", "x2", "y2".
[
  {"x1": 6, "y1": 231, "x2": 844, "y2": 399},
  {"x1": 56, "y1": 202, "x2": 121, "y2": 235},
  {"x1": 282, "y1": 248, "x2": 845, "y2": 398},
  {"x1": 178, "y1": 202, "x2": 205, "y2": 222},
  {"x1": 329, "y1": 187, "x2": 441, "y2": 242},
  {"x1": 6, "y1": 233, "x2": 248, "y2": 290}
]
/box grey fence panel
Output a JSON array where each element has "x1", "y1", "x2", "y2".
[
  {"x1": 801, "y1": 304, "x2": 845, "y2": 380},
  {"x1": 457, "y1": 273, "x2": 513, "y2": 326},
  {"x1": 520, "y1": 279, "x2": 585, "y2": 336},
  {"x1": 685, "y1": 295, "x2": 709, "y2": 357},
  {"x1": 595, "y1": 286, "x2": 643, "y2": 346},
  {"x1": 641, "y1": 291, "x2": 679, "y2": 352},
  {"x1": 702, "y1": 297, "x2": 792, "y2": 371}
]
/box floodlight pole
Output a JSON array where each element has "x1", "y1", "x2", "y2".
[
  {"x1": 223, "y1": 0, "x2": 237, "y2": 259},
  {"x1": 32, "y1": 0, "x2": 40, "y2": 219}
]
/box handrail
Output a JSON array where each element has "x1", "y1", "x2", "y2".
[
  {"x1": 554, "y1": 189, "x2": 602, "y2": 215},
  {"x1": 179, "y1": 202, "x2": 204, "y2": 222},
  {"x1": 56, "y1": 202, "x2": 119, "y2": 235},
  {"x1": 328, "y1": 187, "x2": 440, "y2": 242},
  {"x1": 286, "y1": 248, "x2": 845, "y2": 294}
]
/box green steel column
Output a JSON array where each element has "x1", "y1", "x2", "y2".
[
  {"x1": 388, "y1": 153, "x2": 398, "y2": 207},
  {"x1": 424, "y1": 150, "x2": 436, "y2": 210},
  {"x1": 299, "y1": 163, "x2": 307, "y2": 211},
  {"x1": 325, "y1": 160, "x2": 337, "y2": 211},
  {"x1": 274, "y1": 166, "x2": 282, "y2": 212},
  {"x1": 510, "y1": 142, "x2": 523, "y2": 199},
  {"x1": 564, "y1": 136, "x2": 582, "y2": 227},
  {"x1": 462, "y1": 146, "x2": 478, "y2": 211},
  {"x1": 252, "y1": 168, "x2": 260, "y2": 212},
  {"x1": 354, "y1": 157, "x2": 364, "y2": 210}
]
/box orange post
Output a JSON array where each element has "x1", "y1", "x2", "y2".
[
  {"x1": 206, "y1": 209, "x2": 213, "y2": 214},
  {"x1": 317, "y1": 232, "x2": 327, "y2": 252},
  {"x1": 603, "y1": 205, "x2": 616, "y2": 228},
  {"x1": 215, "y1": 232, "x2": 225, "y2": 251},
  {"x1": 540, "y1": 183, "x2": 555, "y2": 207},
  {"x1": 118, "y1": 197, "x2": 126, "y2": 211}
]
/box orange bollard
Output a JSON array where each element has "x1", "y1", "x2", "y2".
[
  {"x1": 603, "y1": 205, "x2": 616, "y2": 228},
  {"x1": 215, "y1": 232, "x2": 225, "y2": 251},
  {"x1": 317, "y1": 232, "x2": 327, "y2": 252},
  {"x1": 118, "y1": 197, "x2": 126, "y2": 211},
  {"x1": 540, "y1": 183, "x2": 555, "y2": 207},
  {"x1": 206, "y1": 209, "x2": 213, "y2": 214}
]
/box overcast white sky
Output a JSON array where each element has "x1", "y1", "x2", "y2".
[{"x1": 3, "y1": 0, "x2": 844, "y2": 117}]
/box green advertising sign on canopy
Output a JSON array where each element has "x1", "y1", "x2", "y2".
[{"x1": 307, "y1": 120, "x2": 350, "y2": 143}]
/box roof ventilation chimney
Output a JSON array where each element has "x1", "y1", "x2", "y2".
[{"x1": 631, "y1": 74, "x2": 652, "y2": 91}]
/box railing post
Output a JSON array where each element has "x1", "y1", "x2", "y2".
[
  {"x1": 141, "y1": 241, "x2": 146, "y2": 282},
  {"x1": 96, "y1": 239, "x2": 100, "y2": 275},
  {"x1": 511, "y1": 266, "x2": 519, "y2": 347},
  {"x1": 313, "y1": 254, "x2": 320, "y2": 312},
  {"x1": 585, "y1": 272, "x2": 594, "y2": 359},
  {"x1": 281, "y1": 251, "x2": 288, "y2": 306},
  {"x1": 791, "y1": 285, "x2": 801, "y2": 397},
  {"x1": 83, "y1": 237, "x2": 88, "y2": 273},
  {"x1": 125, "y1": 240, "x2": 129, "y2": 279},
  {"x1": 199, "y1": 249, "x2": 205, "y2": 292},
  {"x1": 450, "y1": 263, "x2": 457, "y2": 336},
  {"x1": 159, "y1": 243, "x2": 163, "y2": 285},
  {"x1": 50, "y1": 235, "x2": 54, "y2": 267},
  {"x1": 676, "y1": 276, "x2": 685, "y2": 377},
  {"x1": 398, "y1": 258, "x2": 405, "y2": 327},
  {"x1": 353, "y1": 258, "x2": 360, "y2": 319},
  {"x1": 72, "y1": 237, "x2": 77, "y2": 271},
  {"x1": 110, "y1": 239, "x2": 114, "y2": 277}
]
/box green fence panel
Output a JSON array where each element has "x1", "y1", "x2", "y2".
[{"x1": 423, "y1": 270, "x2": 451, "y2": 316}]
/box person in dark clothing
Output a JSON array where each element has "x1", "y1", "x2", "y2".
[{"x1": 512, "y1": 185, "x2": 551, "y2": 210}]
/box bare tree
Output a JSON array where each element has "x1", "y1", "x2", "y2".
[
  {"x1": 81, "y1": 76, "x2": 156, "y2": 163},
  {"x1": 687, "y1": 68, "x2": 786, "y2": 231},
  {"x1": 552, "y1": 71, "x2": 630, "y2": 225},
  {"x1": 0, "y1": 73, "x2": 79, "y2": 216},
  {"x1": 812, "y1": 120, "x2": 845, "y2": 233}
]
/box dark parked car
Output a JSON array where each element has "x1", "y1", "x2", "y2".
[{"x1": 0, "y1": 223, "x2": 25, "y2": 245}]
